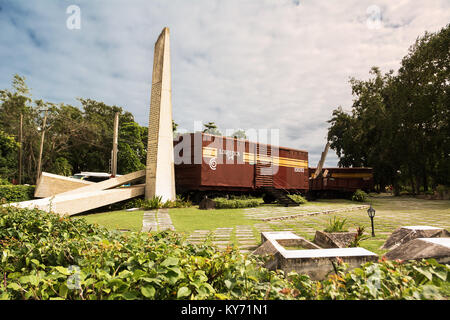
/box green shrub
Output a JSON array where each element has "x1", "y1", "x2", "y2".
[
  {"x1": 436, "y1": 185, "x2": 448, "y2": 196},
  {"x1": 324, "y1": 216, "x2": 348, "y2": 233},
  {"x1": 163, "y1": 195, "x2": 192, "y2": 208},
  {"x1": 0, "y1": 185, "x2": 35, "y2": 203},
  {"x1": 0, "y1": 206, "x2": 295, "y2": 300},
  {"x1": 213, "y1": 197, "x2": 262, "y2": 209},
  {"x1": 141, "y1": 195, "x2": 163, "y2": 210},
  {"x1": 108, "y1": 195, "x2": 192, "y2": 211},
  {"x1": 352, "y1": 189, "x2": 368, "y2": 202},
  {"x1": 0, "y1": 178, "x2": 11, "y2": 185},
  {"x1": 348, "y1": 226, "x2": 370, "y2": 247},
  {"x1": 0, "y1": 206, "x2": 448, "y2": 300},
  {"x1": 290, "y1": 258, "x2": 449, "y2": 300},
  {"x1": 287, "y1": 194, "x2": 308, "y2": 204}
]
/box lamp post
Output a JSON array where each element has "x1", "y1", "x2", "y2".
[{"x1": 367, "y1": 205, "x2": 376, "y2": 237}]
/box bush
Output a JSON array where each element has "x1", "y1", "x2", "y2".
[
  {"x1": 0, "y1": 206, "x2": 448, "y2": 300},
  {"x1": 294, "y1": 258, "x2": 449, "y2": 300},
  {"x1": 352, "y1": 189, "x2": 368, "y2": 202},
  {"x1": 162, "y1": 195, "x2": 192, "y2": 209},
  {"x1": 107, "y1": 195, "x2": 192, "y2": 211},
  {"x1": 348, "y1": 226, "x2": 370, "y2": 247},
  {"x1": 0, "y1": 206, "x2": 294, "y2": 300},
  {"x1": 287, "y1": 194, "x2": 308, "y2": 204},
  {"x1": 213, "y1": 197, "x2": 262, "y2": 209},
  {"x1": 324, "y1": 216, "x2": 348, "y2": 233},
  {"x1": 0, "y1": 178, "x2": 11, "y2": 185},
  {"x1": 0, "y1": 185, "x2": 35, "y2": 203},
  {"x1": 436, "y1": 185, "x2": 448, "y2": 196}
]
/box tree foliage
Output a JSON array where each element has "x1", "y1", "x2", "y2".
[
  {"x1": 327, "y1": 24, "x2": 450, "y2": 193},
  {"x1": 0, "y1": 76, "x2": 148, "y2": 183},
  {"x1": 202, "y1": 122, "x2": 222, "y2": 136}
]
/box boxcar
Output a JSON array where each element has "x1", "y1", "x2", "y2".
[
  {"x1": 173, "y1": 133, "x2": 309, "y2": 195},
  {"x1": 309, "y1": 167, "x2": 374, "y2": 196}
]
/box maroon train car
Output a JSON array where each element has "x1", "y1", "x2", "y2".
[
  {"x1": 309, "y1": 167, "x2": 374, "y2": 196},
  {"x1": 173, "y1": 133, "x2": 309, "y2": 195}
]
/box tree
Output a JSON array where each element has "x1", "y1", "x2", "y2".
[
  {"x1": 0, "y1": 130, "x2": 19, "y2": 180},
  {"x1": 327, "y1": 24, "x2": 450, "y2": 194},
  {"x1": 230, "y1": 129, "x2": 247, "y2": 140},
  {"x1": 118, "y1": 122, "x2": 146, "y2": 174},
  {"x1": 202, "y1": 122, "x2": 222, "y2": 136}
]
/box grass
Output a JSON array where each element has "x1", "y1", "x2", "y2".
[
  {"x1": 169, "y1": 206, "x2": 256, "y2": 234},
  {"x1": 71, "y1": 194, "x2": 450, "y2": 256},
  {"x1": 282, "y1": 194, "x2": 450, "y2": 255},
  {"x1": 74, "y1": 209, "x2": 144, "y2": 232}
]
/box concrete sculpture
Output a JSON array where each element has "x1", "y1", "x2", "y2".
[
  {"x1": 384, "y1": 237, "x2": 450, "y2": 264},
  {"x1": 34, "y1": 172, "x2": 93, "y2": 198},
  {"x1": 8, "y1": 28, "x2": 177, "y2": 216},
  {"x1": 145, "y1": 27, "x2": 176, "y2": 202},
  {"x1": 8, "y1": 170, "x2": 145, "y2": 216},
  {"x1": 381, "y1": 226, "x2": 450, "y2": 250},
  {"x1": 253, "y1": 232, "x2": 378, "y2": 280}
]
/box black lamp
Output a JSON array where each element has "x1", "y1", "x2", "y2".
[{"x1": 367, "y1": 205, "x2": 376, "y2": 237}]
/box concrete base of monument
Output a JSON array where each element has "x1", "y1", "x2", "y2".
[
  {"x1": 381, "y1": 226, "x2": 450, "y2": 250},
  {"x1": 252, "y1": 232, "x2": 378, "y2": 280},
  {"x1": 34, "y1": 172, "x2": 94, "y2": 198},
  {"x1": 384, "y1": 237, "x2": 450, "y2": 264}
]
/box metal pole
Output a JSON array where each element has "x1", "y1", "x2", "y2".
[
  {"x1": 111, "y1": 112, "x2": 119, "y2": 177},
  {"x1": 36, "y1": 110, "x2": 48, "y2": 183},
  {"x1": 18, "y1": 113, "x2": 23, "y2": 184},
  {"x1": 371, "y1": 217, "x2": 375, "y2": 237}
]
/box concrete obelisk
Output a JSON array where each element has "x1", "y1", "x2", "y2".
[{"x1": 145, "y1": 27, "x2": 176, "y2": 201}]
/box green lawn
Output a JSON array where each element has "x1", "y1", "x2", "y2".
[
  {"x1": 74, "y1": 209, "x2": 144, "y2": 232},
  {"x1": 71, "y1": 194, "x2": 450, "y2": 256},
  {"x1": 169, "y1": 206, "x2": 256, "y2": 234},
  {"x1": 276, "y1": 194, "x2": 450, "y2": 255}
]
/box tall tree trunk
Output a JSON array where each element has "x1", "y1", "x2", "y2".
[{"x1": 422, "y1": 168, "x2": 428, "y2": 192}]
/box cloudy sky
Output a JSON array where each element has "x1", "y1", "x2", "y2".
[{"x1": 0, "y1": 0, "x2": 449, "y2": 166}]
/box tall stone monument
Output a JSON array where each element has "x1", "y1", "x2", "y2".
[{"x1": 145, "y1": 27, "x2": 176, "y2": 201}]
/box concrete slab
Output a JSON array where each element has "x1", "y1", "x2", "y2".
[
  {"x1": 34, "y1": 172, "x2": 93, "y2": 198},
  {"x1": 384, "y1": 237, "x2": 450, "y2": 264},
  {"x1": 422, "y1": 238, "x2": 450, "y2": 247},
  {"x1": 314, "y1": 230, "x2": 358, "y2": 248},
  {"x1": 58, "y1": 170, "x2": 145, "y2": 196},
  {"x1": 381, "y1": 226, "x2": 450, "y2": 250},
  {"x1": 8, "y1": 185, "x2": 144, "y2": 216},
  {"x1": 253, "y1": 231, "x2": 378, "y2": 280}
]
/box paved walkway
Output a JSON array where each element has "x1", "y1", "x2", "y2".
[
  {"x1": 244, "y1": 204, "x2": 369, "y2": 221},
  {"x1": 141, "y1": 210, "x2": 157, "y2": 232},
  {"x1": 141, "y1": 208, "x2": 175, "y2": 232}
]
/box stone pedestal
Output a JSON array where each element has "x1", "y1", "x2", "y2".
[{"x1": 145, "y1": 27, "x2": 176, "y2": 202}]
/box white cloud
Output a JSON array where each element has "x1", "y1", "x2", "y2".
[{"x1": 0, "y1": 0, "x2": 449, "y2": 167}]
